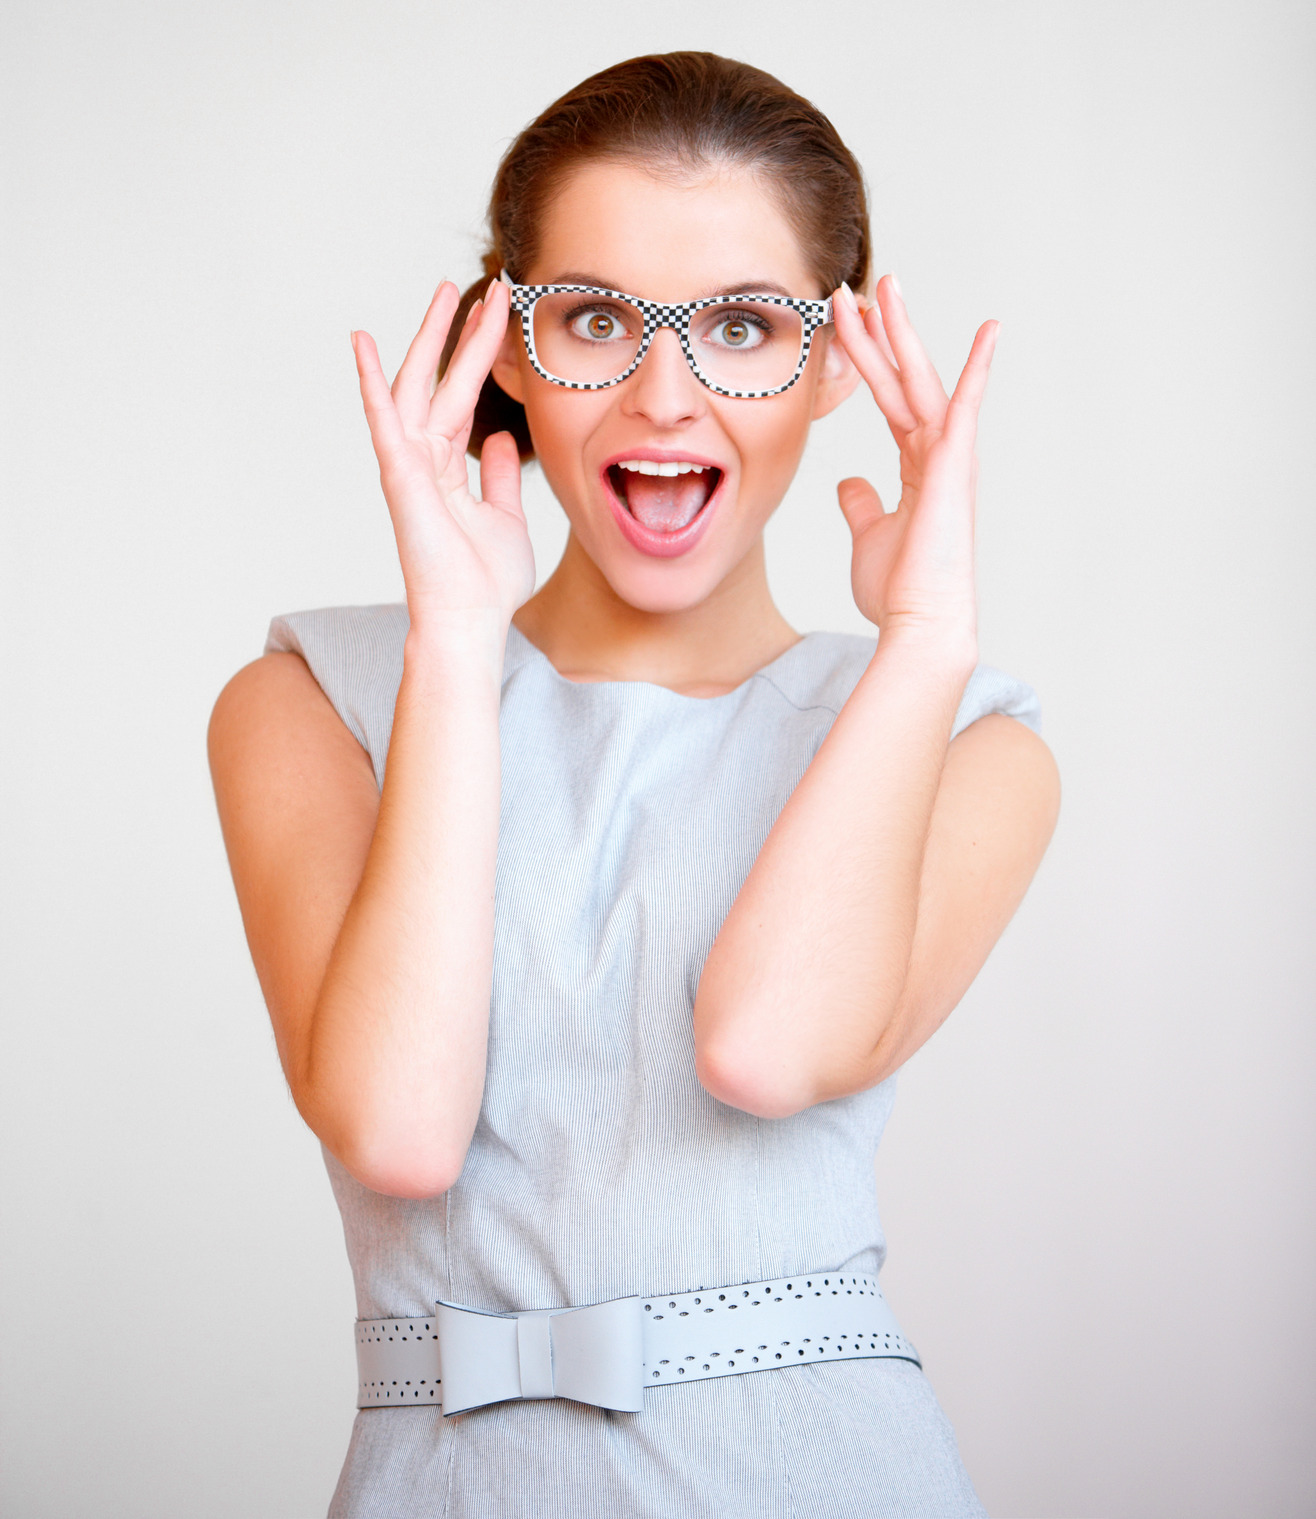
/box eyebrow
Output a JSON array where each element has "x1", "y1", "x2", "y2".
[{"x1": 542, "y1": 271, "x2": 800, "y2": 299}]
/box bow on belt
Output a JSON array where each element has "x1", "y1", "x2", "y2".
[{"x1": 436, "y1": 1294, "x2": 643, "y2": 1416}]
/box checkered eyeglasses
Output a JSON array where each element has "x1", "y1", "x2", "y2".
[{"x1": 500, "y1": 270, "x2": 834, "y2": 399}]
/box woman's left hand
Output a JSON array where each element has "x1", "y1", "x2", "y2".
[{"x1": 830, "y1": 276, "x2": 998, "y2": 654}]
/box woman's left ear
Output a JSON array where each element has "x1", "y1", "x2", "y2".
[{"x1": 810, "y1": 330, "x2": 862, "y2": 420}]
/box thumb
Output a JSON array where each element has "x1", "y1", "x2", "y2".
[
  {"x1": 836, "y1": 476, "x2": 886, "y2": 537},
  {"x1": 479, "y1": 431, "x2": 525, "y2": 519}
]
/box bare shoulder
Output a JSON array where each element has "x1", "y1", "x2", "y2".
[
  {"x1": 210, "y1": 649, "x2": 354, "y2": 754},
  {"x1": 949, "y1": 711, "x2": 1059, "y2": 796},
  {"x1": 937, "y1": 712, "x2": 1061, "y2": 873},
  {"x1": 207, "y1": 652, "x2": 379, "y2": 915},
  {"x1": 207, "y1": 651, "x2": 380, "y2": 1086},
  {"x1": 917, "y1": 710, "x2": 1063, "y2": 923},
  {"x1": 208, "y1": 651, "x2": 375, "y2": 797}
]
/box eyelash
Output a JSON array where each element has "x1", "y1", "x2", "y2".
[
  {"x1": 703, "y1": 308, "x2": 773, "y2": 339},
  {"x1": 563, "y1": 301, "x2": 630, "y2": 330},
  {"x1": 561, "y1": 302, "x2": 777, "y2": 333}
]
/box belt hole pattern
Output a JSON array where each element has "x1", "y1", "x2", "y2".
[
  {"x1": 642, "y1": 1275, "x2": 917, "y2": 1385},
  {"x1": 356, "y1": 1318, "x2": 443, "y2": 1405}
]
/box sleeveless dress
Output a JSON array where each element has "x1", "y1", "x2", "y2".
[{"x1": 264, "y1": 604, "x2": 1041, "y2": 1519}]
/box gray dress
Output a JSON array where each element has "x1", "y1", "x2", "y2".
[{"x1": 265, "y1": 604, "x2": 1041, "y2": 1519}]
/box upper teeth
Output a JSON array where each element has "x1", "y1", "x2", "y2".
[{"x1": 616, "y1": 459, "x2": 709, "y2": 477}]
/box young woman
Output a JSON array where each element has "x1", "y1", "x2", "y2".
[{"x1": 209, "y1": 51, "x2": 1059, "y2": 1519}]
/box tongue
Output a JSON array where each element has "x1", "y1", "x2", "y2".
[{"x1": 622, "y1": 472, "x2": 710, "y2": 532}]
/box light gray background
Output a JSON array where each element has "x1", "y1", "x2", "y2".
[{"x1": 2, "y1": 2, "x2": 1312, "y2": 1516}]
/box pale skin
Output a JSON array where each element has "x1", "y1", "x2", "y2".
[{"x1": 208, "y1": 158, "x2": 1060, "y2": 1195}]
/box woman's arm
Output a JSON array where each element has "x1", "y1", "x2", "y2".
[
  {"x1": 693, "y1": 649, "x2": 1058, "y2": 1117},
  {"x1": 694, "y1": 278, "x2": 1059, "y2": 1117},
  {"x1": 210, "y1": 626, "x2": 503, "y2": 1196},
  {"x1": 208, "y1": 280, "x2": 535, "y2": 1196}
]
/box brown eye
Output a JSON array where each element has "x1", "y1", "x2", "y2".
[
  {"x1": 722, "y1": 320, "x2": 749, "y2": 347},
  {"x1": 566, "y1": 304, "x2": 630, "y2": 344}
]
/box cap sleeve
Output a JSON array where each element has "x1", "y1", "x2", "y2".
[
  {"x1": 951, "y1": 664, "x2": 1042, "y2": 739},
  {"x1": 264, "y1": 603, "x2": 409, "y2": 790}
]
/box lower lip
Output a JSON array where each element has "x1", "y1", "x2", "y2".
[{"x1": 603, "y1": 471, "x2": 723, "y2": 559}]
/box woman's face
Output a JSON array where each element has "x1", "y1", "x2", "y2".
[{"x1": 491, "y1": 158, "x2": 858, "y2": 614}]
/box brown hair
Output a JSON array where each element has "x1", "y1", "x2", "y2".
[{"x1": 442, "y1": 51, "x2": 871, "y2": 461}]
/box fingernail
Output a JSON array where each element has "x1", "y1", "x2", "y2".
[
  {"x1": 349, "y1": 330, "x2": 357, "y2": 347},
  {"x1": 889, "y1": 273, "x2": 904, "y2": 300},
  {"x1": 465, "y1": 298, "x2": 483, "y2": 326},
  {"x1": 838, "y1": 281, "x2": 858, "y2": 314},
  {"x1": 485, "y1": 277, "x2": 501, "y2": 302}
]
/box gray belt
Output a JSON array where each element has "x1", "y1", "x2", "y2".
[{"x1": 355, "y1": 1270, "x2": 920, "y2": 1416}]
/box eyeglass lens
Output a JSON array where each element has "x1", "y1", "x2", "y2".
[{"x1": 530, "y1": 293, "x2": 807, "y2": 390}]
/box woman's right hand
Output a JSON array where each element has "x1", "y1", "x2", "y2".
[{"x1": 351, "y1": 280, "x2": 536, "y2": 634}]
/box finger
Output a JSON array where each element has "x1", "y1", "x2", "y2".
[
  {"x1": 392, "y1": 282, "x2": 462, "y2": 427},
  {"x1": 429, "y1": 299, "x2": 486, "y2": 446},
  {"x1": 449, "y1": 409, "x2": 476, "y2": 463},
  {"x1": 434, "y1": 297, "x2": 496, "y2": 466},
  {"x1": 832, "y1": 285, "x2": 918, "y2": 435},
  {"x1": 875, "y1": 275, "x2": 950, "y2": 425},
  {"x1": 428, "y1": 297, "x2": 489, "y2": 455},
  {"x1": 429, "y1": 279, "x2": 511, "y2": 438},
  {"x1": 836, "y1": 475, "x2": 888, "y2": 537},
  {"x1": 942, "y1": 320, "x2": 1000, "y2": 450},
  {"x1": 857, "y1": 293, "x2": 898, "y2": 370},
  {"x1": 352, "y1": 329, "x2": 409, "y2": 461},
  {"x1": 478, "y1": 430, "x2": 526, "y2": 518},
  {"x1": 443, "y1": 294, "x2": 486, "y2": 378}
]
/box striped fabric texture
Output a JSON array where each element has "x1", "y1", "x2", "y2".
[{"x1": 264, "y1": 605, "x2": 1041, "y2": 1518}]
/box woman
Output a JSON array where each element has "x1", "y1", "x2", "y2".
[{"x1": 209, "y1": 50, "x2": 1059, "y2": 1519}]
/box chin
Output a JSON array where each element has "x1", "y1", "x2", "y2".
[{"x1": 591, "y1": 536, "x2": 738, "y2": 616}]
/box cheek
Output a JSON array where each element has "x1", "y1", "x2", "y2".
[
  {"x1": 722, "y1": 395, "x2": 813, "y2": 487},
  {"x1": 520, "y1": 380, "x2": 612, "y2": 497},
  {"x1": 522, "y1": 380, "x2": 593, "y2": 462}
]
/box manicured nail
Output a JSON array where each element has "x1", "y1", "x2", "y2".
[
  {"x1": 485, "y1": 277, "x2": 501, "y2": 302},
  {"x1": 349, "y1": 330, "x2": 357, "y2": 348},
  {"x1": 465, "y1": 298, "x2": 484, "y2": 326},
  {"x1": 889, "y1": 273, "x2": 904, "y2": 300},
  {"x1": 838, "y1": 281, "x2": 858, "y2": 314}
]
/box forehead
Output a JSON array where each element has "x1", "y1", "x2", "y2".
[{"x1": 527, "y1": 158, "x2": 821, "y2": 301}]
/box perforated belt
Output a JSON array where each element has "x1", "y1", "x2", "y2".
[{"x1": 355, "y1": 1270, "x2": 920, "y2": 1416}]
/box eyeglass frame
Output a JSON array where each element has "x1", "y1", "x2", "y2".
[{"x1": 499, "y1": 269, "x2": 834, "y2": 399}]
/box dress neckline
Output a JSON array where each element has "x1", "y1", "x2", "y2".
[{"x1": 506, "y1": 620, "x2": 814, "y2": 705}]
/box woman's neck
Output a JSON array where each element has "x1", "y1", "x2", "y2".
[{"x1": 510, "y1": 532, "x2": 801, "y2": 698}]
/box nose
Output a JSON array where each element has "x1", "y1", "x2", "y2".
[{"x1": 619, "y1": 326, "x2": 707, "y2": 429}]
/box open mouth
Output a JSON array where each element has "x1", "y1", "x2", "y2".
[{"x1": 605, "y1": 459, "x2": 723, "y2": 534}]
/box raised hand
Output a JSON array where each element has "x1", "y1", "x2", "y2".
[
  {"x1": 830, "y1": 276, "x2": 998, "y2": 653},
  {"x1": 351, "y1": 280, "x2": 536, "y2": 633}
]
